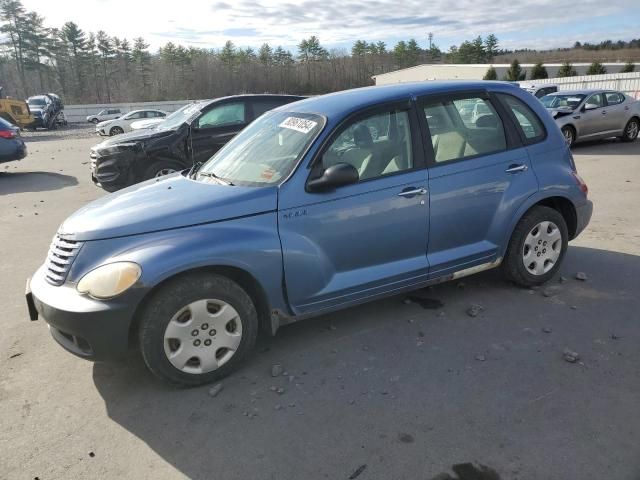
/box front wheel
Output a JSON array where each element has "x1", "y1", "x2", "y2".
[
  {"x1": 142, "y1": 161, "x2": 180, "y2": 181},
  {"x1": 621, "y1": 118, "x2": 639, "y2": 142},
  {"x1": 109, "y1": 126, "x2": 124, "y2": 136},
  {"x1": 139, "y1": 273, "x2": 259, "y2": 387},
  {"x1": 503, "y1": 206, "x2": 568, "y2": 287},
  {"x1": 561, "y1": 126, "x2": 575, "y2": 147},
  {"x1": 91, "y1": 118, "x2": 99, "y2": 124}
]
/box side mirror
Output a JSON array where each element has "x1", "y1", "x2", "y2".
[
  {"x1": 583, "y1": 103, "x2": 597, "y2": 111},
  {"x1": 307, "y1": 163, "x2": 359, "y2": 192}
]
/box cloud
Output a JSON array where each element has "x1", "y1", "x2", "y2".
[{"x1": 18, "y1": 0, "x2": 640, "y2": 52}]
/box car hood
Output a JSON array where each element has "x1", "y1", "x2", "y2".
[
  {"x1": 546, "y1": 108, "x2": 575, "y2": 119},
  {"x1": 59, "y1": 174, "x2": 278, "y2": 241},
  {"x1": 93, "y1": 128, "x2": 174, "y2": 150}
]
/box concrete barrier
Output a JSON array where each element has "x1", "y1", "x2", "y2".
[
  {"x1": 519, "y1": 72, "x2": 640, "y2": 97},
  {"x1": 64, "y1": 99, "x2": 207, "y2": 123}
]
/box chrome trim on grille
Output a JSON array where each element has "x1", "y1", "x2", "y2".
[{"x1": 45, "y1": 235, "x2": 84, "y2": 285}]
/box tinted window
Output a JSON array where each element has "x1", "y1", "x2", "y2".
[
  {"x1": 252, "y1": 99, "x2": 289, "y2": 118},
  {"x1": 605, "y1": 92, "x2": 624, "y2": 105},
  {"x1": 109, "y1": 109, "x2": 120, "y2": 114},
  {"x1": 585, "y1": 93, "x2": 604, "y2": 109},
  {"x1": 198, "y1": 103, "x2": 246, "y2": 128},
  {"x1": 126, "y1": 111, "x2": 144, "y2": 120},
  {"x1": 497, "y1": 94, "x2": 545, "y2": 142},
  {"x1": 422, "y1": 97, "x2": 506, "y2": 163},
  {"x1": 322, "y1": 109, "x2": 414, "y2": 181}
]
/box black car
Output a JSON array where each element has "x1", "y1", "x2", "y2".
[
  {"x1": 26, "y1": 93, "x2": 65, "y2": 129},
  {"x1": 90, "y1": 94, "x2": 306, "y2": 192},
  {"x1": 0, "y1": 117, "x2": 26, "y2": 163}
]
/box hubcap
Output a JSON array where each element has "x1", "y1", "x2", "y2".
[
  {"x1": 523, "y1": 221, "x2": 562, "y2": 276},
  {"x1": 563, "y1": 128, "x2": 573, "y2": 145},
  {"x1": 627, "y1": 121, "x2": 639, "y2": 139},
  {"x1": 155, "y1": 168, "x2": 176, "y2": 177},
  {"x1": 163, "y1": 299, "x2": 242, "y2": 374}
]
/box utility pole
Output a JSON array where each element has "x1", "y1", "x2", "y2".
[{"x1": 428, "y1": 32, "x2": 433, "y2": 50}]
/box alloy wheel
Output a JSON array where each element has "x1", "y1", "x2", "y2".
[
  {"x1": 154, "y1": 168, "x2": 176, "y2": 177},
  {"x1": 626, "y1": 120, "x2": 639, "y2": 140},
  {"x1": 562, "y1": 127, "x2": 574, "y2": 146},
  {"x1": 522, "y1": 221, "x2": 562, "y2": 276},
  {"x1": 163, "y1": 299, "x2": 243, "y2": 374}
]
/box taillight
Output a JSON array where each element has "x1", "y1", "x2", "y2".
[
  {"x1": 572, "y1": 172, "x2": 588, "y2": 196},
  {"x1": 0, "y1": 129, "x2": 16, "y2": 139}
]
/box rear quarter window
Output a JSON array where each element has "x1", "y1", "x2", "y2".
[{"x1": 496, "y1": 94, "x2": 546, "y2": 144}]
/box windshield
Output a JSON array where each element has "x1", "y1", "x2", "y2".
[
  {"x1": 156, "y1": 103, "x2": 200, "y2": 131},
  {"x1": 197, "y1": 111, "x2": 324, "y2": 186},
  {"x1": 27, "y1": 97, "x2": 46, "y2": 106},
  {"x1": 541, "y1": 94, "x2": 585, "y2": 109}
]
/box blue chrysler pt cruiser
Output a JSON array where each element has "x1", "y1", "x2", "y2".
[{"x1": 27, "y1": 82, "x2": 592, "y2": 386}]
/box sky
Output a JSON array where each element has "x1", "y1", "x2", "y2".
[{"x1": 21, "y1": 0, "x2": 640, "y2": 53}]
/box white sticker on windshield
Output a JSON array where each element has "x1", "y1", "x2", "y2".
[{"x1": 279, "y1": 117, "x2": 318, "y2": 134}]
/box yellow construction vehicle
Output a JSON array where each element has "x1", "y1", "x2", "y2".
[{"x1": 0, "y1": 86, "x2": 35, "y2": 129}]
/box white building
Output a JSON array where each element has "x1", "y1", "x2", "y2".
[{"x1": 372, "y1": 63, "x2": 640, "y2": 85}]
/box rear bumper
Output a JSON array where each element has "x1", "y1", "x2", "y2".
[
  {"x1": 28, "y1": 266, "x2": 136, "y2": 361},
  {"x1": 574, "y1": 199, "x2": 593, "y2": 238}
]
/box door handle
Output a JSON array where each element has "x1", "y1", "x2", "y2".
[
  {"x1": 505, "y1": 164, "x2": 528, "y2": 174},
  {"x1": 601, "y1": 110, "x2": 607, "y2": 115},
  {"x1": 398, "y1": 187, "x2": 428, "y2": 197}
]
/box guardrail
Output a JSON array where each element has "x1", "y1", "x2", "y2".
[{"x1": 63, "y1": 99, "x2": 206, "y2": 123}]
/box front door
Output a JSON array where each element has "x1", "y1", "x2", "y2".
[
  {"x1": 278, "y1": 104, "x2": 430, "y2": 315},
  {"x1": 190, "y1": 101, "x2": 247, "y2": 163},
  {"x1": 417, "y1": 91, "x2": 539, "y2": 277}
]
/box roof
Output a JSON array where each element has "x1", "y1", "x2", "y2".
[
  {"x1": 285, "y1": 81, "x2": 521, "y2": 119},
  {"x1": 547, "y1": 89, "x2": 607, "y2": 95},
  {"x1": 199, "y1": 94, "x2": 306, "y2": 109},
  {"x1": 372, "y1": 62, "x2": 640, "y2": 79}
]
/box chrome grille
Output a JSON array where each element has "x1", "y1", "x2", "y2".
[{"x1": 45, "y1": 235, "x2": 83, "y2": 285}]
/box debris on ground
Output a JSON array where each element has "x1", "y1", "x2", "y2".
[
  {"x1": 9, "y1": 352, "x2": 22, "y2": 359},
  {"x1": 542, "y1": 327, "x2": 553, "y2": 333},
  {"x1": 208, "y1": 383, "x2": 223, "y2": 398},
  {"x1": 276, "y1": 387, "x2": 285, "y2": 395},
  {"x1": 563, "y1": 348, "x2": 580, "y2": 363},
  {"x1": 575, "y1": 272, "x2": 588, "y2": 281},
  {"x1": 271, "y1": 364, "x2": 283, "y2": 377},
  {"x1": 467, "y1": 304, "x2": 484, "y2": 317},
  {"x1": 398, "y1": 433, "x2": 415, "y2": 443},
  {"x1": 559, "y1": 275, "x2": 568, "y2": 283},
  {"x1": 88, "y1": 451, "x2": 95, "y2": 458},
  {"x1": 610, "y1": 334, "x2": 620, "y2": 340},
  {"x1": 475, "y1": 354, "x2": 486, "y2": 362},
  {"x1": 349, "y1": 464, "x2": 367, "y2": 479},
  {"x1": 405, "y1": 291, "x2": 444, "y2": 309},
  {"x1": 542, "y1": 286, "x2": 562, "y2": 297}
]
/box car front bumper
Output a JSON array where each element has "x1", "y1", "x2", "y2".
[
  {"x1": 27, "y1": 266, "x2": 136, "y2": 361},
  {"x1": 90, "y1": 150, "x2": 133, "y2": 191}
]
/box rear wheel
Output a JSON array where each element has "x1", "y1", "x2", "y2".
[
  {"x1": 109, "y1": 126, "x2": 124, "y2": 136},
  {"x1": 503, "y1": 206, "x2": 568, "y2": 287},
  {"x1": 139, "y1": 273, "x2": 259, "y2": 387},
  {"x1": 561, "y1": 126, "x2": 575, "y2": 146},
  {"x1": 621, "y1": 118, "x2": 639, "y2": 142}
]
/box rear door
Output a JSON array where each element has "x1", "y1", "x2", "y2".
[
  {"x1": 278, "y1": 102, "x2": 430, "y2": 315},
  {"x1": 417, "y1": 90, "x2": 538, "y2": 277},
  {"x1": 190, "y1": 100, "x2": 248, "y2": 163},
  {"x1": 603, "y1": 92, "x2": 628, "y2": 132}
]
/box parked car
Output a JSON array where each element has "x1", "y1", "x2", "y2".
[
  {"x1": 130, "y1": 104, "x2": 195, "y2": 131},
  {"x1": 522, "y1": 83, "x2": 558, "y2": 99},
  {"x1": 0, "y1": 116, "x2": 26, "y2": 163},
  {"x1": 96, "y1": 109, "x2": 167, "y2": 136},
  {"x1": 0, "y1": 86, "x2": 34, "y2": 128},
  {"x1": 86, "y1": 108, "x2": 122, "y2": 124},
  {"x1": 26, "y1": 81, "x2": 592, "y2": 386},
  {"x1": 26, "y1": 93, "x2": 65, "y2": 129},
  {"x1": 541, "y1": 89, "x2": 640, "y2": 146},
  {"x1": 90, "y1": 95, "x2": 305, "y2": 192}
]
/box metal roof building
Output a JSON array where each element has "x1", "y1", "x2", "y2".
[{"x1": 372, "y1": 63, "x2": 640, "y2": 85}]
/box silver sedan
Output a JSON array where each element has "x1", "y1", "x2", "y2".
[{"x1": 541, "y1": 89, "x2": 640, "y2": 146}]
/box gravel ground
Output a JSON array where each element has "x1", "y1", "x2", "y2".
[{"x1": 0, "y1": 131, "x2": 639, "y2": 480}]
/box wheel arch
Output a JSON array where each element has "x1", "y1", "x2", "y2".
[{"x1": 129, "y1": 265, "x2": 273, "y2": 345}]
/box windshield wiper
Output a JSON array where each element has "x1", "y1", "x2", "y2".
[
  {"x1": 198, "y1": 171, "x2": 234, "y2": 186},
  {"x1": 189, "y1": 161, "x2": 204, "y2": 178}
]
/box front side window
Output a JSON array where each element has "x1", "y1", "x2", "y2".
[
  {"x1": 252, "y1": 99, "x2": 289, "y2": 118},
  {"x1": 321, "y1": 109, "x2": 414, "y2": 181},
  {"x1": 540, "y1": 94, "x2": 585, "y2": 110},
  {"x1": 125, "y1": 111, "x2": 144, "y2": 120},
  {"x1": 197, "y1": 103, "x2": 246, "y2": 129},
  {"x1": 197, "y1": 111, "x2": 323, "y2": 186},
  {"x1": 497, "y1": 94, "x2": 545, "y2": 142},
  {"x1": 585, "y1": 93, "x2": 604, "y2": 109},
  {"x1": 422, "y1": 97, "x2": 506, "y2": 163},
  {"x1": 605, "y1": 92, "x2": 624, "y2": 105}
]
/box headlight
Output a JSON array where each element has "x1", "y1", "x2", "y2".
[{"x1": 77, "y1": 262, "x2": 141, "y2": 299}]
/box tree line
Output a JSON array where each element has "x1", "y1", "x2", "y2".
[
  {"x1": 483, "y1": 59, "x2": 636, "y2": 81},
  {"x1": 1, "y1": 0, "x2": 639, "y2": 104}
]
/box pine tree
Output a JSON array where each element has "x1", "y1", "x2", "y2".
[
  {"x1": 505, "y1": 59, "x2": 526, "y2": 81},
  {"x1": 530, "y1": 62, "x2": 548, "y2": 80},
  {"x1": 483, "y1": 66, "x2": 497, "y2": 80},
  {"x1": 96, "y1": 30, "x2": 114, "y2": 102},
  {"x1": 557, "y1": 61, "x2": 577, "y2": 77},
  {"x1": 586, "y1": 61, "x2": 606, "y2": 75},
  {"x1": 620, "y1": 61, "x2": 635, "y2": 73}
]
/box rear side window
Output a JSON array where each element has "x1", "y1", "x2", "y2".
[
  {"x1": 496, "y1": 94, "x2": 545, "y2": 144},
  {"x1": 252, "y1": 99, "x2": 290, "y2": 118},
  {"x1": 605, "y1": 92, "x2": 624, "y2": 105},
  {"x1": 422, "y1": 96, "x2": 506, "y2": 163}
]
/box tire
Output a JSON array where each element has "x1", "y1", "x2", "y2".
[
  {"x1": 139, "y1": 273, "x2": 259, "y2": 387},
  {"x1": 621, "y1": 117, "x2": 639, "y2": 142},
  {"x1": 109, "y1": 126, "x2": 124, "y2": 136},
  {"x1": 503, "y1": 206, "x2": 568, "y2": 287},
  {"x1": 91, "y1": 118, "x2": 99, "y2": 124},
  {"x1": 142, "y1": 161, "x2": 181, "y2": 181},
  {"x1": 561, "y1": 125, "x2": 575, "y2": 147}
]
